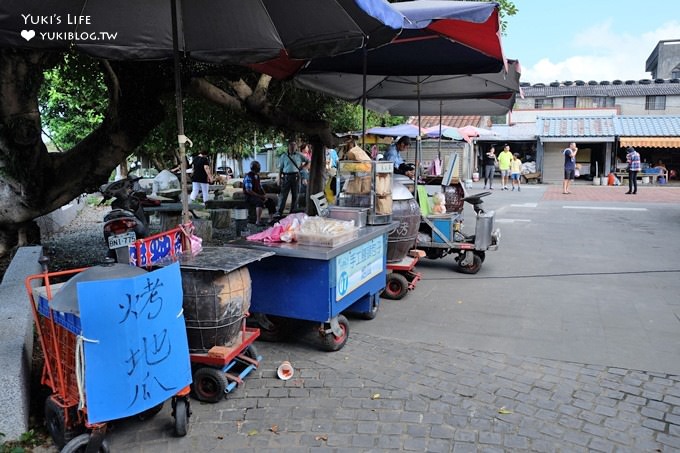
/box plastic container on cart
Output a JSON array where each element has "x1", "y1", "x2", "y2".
[
  {"x1": 296, "y1": 229, "x2": 358, "y2": 247},
  {"x1": 328, "y1": 206, "x2": 368, "y2": 228}
]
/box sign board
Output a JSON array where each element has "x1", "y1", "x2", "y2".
[
  {"x1": 77, "y1": 262, "x2": 191, "y2": 423},
  {"x1": 335, "y1": 236, "x2": 384, "y2": 301}
]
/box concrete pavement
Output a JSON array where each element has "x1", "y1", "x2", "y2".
[{"x1": 66, "y1": 183, "x2": 680, "y2": 451}]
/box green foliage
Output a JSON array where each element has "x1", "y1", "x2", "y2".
[
  {"x1": 39, "y1": 52, "x2": 107, "y2": 151},
  {"x1": 0, "y1": 429, "x2": 48, "y2": 452}
]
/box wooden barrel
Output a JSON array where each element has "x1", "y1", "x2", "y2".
[
  {"x1": 387, "y1": 182, "x2": 420, "y2": 263},
  {"x1": 180, "y1": 267, "x2": 251, "y2": 353}
]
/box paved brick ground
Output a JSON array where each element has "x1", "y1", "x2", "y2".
[
  {"x1": 103, "y1": 331, "x2": 680, "y2": 452},
  {"x1": 542, "y1": 183, "x2": 680, "y2": 203}
]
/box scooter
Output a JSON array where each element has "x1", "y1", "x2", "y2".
[
  {"x1": 416, "y1": 191, "x2": 500, "y2": 274},
  {"x1": 100, "y1": 175, "x2": 156, "y2": 262}
]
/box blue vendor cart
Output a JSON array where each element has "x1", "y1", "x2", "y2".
[{"x1": 232, "y1": 223, "x2": 395, "y2": 351}]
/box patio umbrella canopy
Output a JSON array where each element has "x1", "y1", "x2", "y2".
[
  {"x1": 0, "y1": 0, "x2": 403, "y2": 63},
  {"x1": 0, "y1": 0, "x2": 404, "y2": 223},
  {"x1": 292, "y1": 1, "x2": 521, "y2": 116}
]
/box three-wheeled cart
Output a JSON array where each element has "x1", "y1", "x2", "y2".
[
  {"x1": 25, "y1": 259, "x2": 192, "y2": 452},
  {"x1": 233, "y1": 222, "x2": 395, "y2": 351},
  {"x1": 382, "y1": 251, "x2": 422, "y2": 300},
  {"x1": 417, "y1": 191, "x2": 500, "y2": 274},
  {"x1": 155, "y1": 246, "x2": 273, "y2": 403}
]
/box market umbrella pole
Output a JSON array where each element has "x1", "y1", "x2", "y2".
[
  {"x1": 171, "y1": 0, "x2": 191, "y2": 226},
  {"x1": 414, "y1": 76, "x2": 422, "y2": 204},
  {"x1": 361, "y1": 45, "x2": 368, "y2": 151}
]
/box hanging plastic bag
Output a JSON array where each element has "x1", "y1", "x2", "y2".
[{"x1": 179, "y1": 222, "x2": 203, "y2": 255}]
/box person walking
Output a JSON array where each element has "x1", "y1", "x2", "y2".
[
  {"x1": 510, "y1": 153, "x2": 522, "y2": 191},
  {"x1": 625, "y1": 146, "x2": 641, "y2": 194},
  {"x1": 276, "y1": 140, "x2": 309, "y2": 217},
  {"x1": 562, "y1": 142, "x2": 578, "y2": 194},
  {"x1": 189, "y1": 150, "x2": 213, "y2": 203},
  {"x1": 497, "y1": 144, "x2": 513, "y2": 190},
  {"x1": 482, "y1": 146, "x2": 497, "y2": 189}
]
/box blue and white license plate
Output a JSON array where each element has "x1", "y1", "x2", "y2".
[{"x1": 108, "y1": 231, "x2": 136, "y2": 249}]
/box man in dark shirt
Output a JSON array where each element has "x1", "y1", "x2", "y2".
[
  {"x1": 482, "y1": 146, "x2": 498, "y2": 189},
  {"x1": 189, "y1": 151, "x2": 213, "y2": 203},
  {"x1": 244, "y1": 161, "x2": 276, "y2": 225}
]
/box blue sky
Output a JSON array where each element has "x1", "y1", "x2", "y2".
[{"x1": 502, "y1": 0, "x2": 680, "y2": 84}]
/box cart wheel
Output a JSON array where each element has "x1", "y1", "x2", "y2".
[
  {"x1": 359, "y1": 296, "x2": 380, "y2": 320},
  {"x1": 382, "y1": 273, "x2": 409, "y2": 300},
  {"x1": 254, "y1": 314, "x2": 290, "y2": 342},
  {"x1": 475, "y1": 251, "x2": 486, "y2": 263},
  {"x1": 457, "y1": 254, "x2": 482, "y2": 274},
  {"x1": 243, "y1": 344, "x2": 259, "y2": 360},
  {"x1": 192, "y1": 367, "x2": 228, "y2": 403},
  {"x1": 137, "y1": 402, "x2": 164, "y2": 421},
  {"x1": 172, "y1": 397, "x2": 190, "y2": 437},
  {"x1": 321, "y1": 315, "x2": 349, "y2": 352},
  {"x1": 44, "y1": 396, "x2": 80, "y2": 449},
  {"x1": 60, "y1": 433, "x2": 110, "y2": 453}
]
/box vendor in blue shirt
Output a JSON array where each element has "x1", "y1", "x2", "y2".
[
  {"x1": 382, "y1": 136, "x2": 414, "y2": 177},
  {"x1": 276, "y1": 140, "x2": 309, "y2": 217}
]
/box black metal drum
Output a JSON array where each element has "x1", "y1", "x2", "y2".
[{"x1": 386, "y1": 181, "x2": 420, "y2": 263}]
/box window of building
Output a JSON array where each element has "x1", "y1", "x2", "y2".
[
  {"x1": 672, "y1": 66, "x2": 680, "y2": 79},
  {"x1": 563, "y1": 96, "x2": 576, "y2": 108},
  {"x1": 591, "y1": 96, "x2": 616, "y2": 107},
  {"x1": 534, "y1": 98, "x2": 553, "y2": 109},
  {"x1": 645, "y1": 95, "x2": 666, "y2": 110}
]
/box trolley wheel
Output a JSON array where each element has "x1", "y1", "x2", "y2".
[
  {"x1": 137, "y1": 402, "x2": 164, "y2": 421},
  {"x1": 192, "y1": 367, "x2": 228, "y2": 403},
  {"x1": 172, "y1": 397, "x2": 190, "y2": 437},
  {"x1": 60, "y1": 433, "x2": 110, "y2": 453},
  {"x1": 382, "y1": 273, "x2": 409, "y2": 300},
  {"x1": 457, "y1": 254, "x2": 482, "y2": 274},
  {"x1": 321, "y1": 314, "x2": 349, "y2": 352},
  {"x1": 358, "y1": 296, "x2": 380, "y2": 320},
  {"x1": 243, "y1": 344, "x2": 259, "y2": 360},
  {"x1": 254, "y1": 314, "x2": 290, "y2": 342},
  {"x1": 44, "y1": 396, "x2": 80, "y2": 449}
]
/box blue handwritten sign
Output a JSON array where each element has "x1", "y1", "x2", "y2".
[{"x1": 77, "y1": 262, "x2": 191, "y2": 424}]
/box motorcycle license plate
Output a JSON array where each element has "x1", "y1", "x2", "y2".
[{"x1": 108, "y1": 231, "x2": 136, "y2": 249}]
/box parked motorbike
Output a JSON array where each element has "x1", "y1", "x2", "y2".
[
  {"x1": 417, "y1": 191, "x2": 500, "y2": 274},
  {"x1": 100, "y1": 175, "x2": 157, "y2": 262}
]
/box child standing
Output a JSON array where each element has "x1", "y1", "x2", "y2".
[{"x1": 510, "y1": 153, "x2": 522, "y2": 192}]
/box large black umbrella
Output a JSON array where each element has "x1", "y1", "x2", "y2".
[
  {"x1": 0, "y1": 0, "x2": 404, "y2": 222},
  {"x1": 281, "y1": 1, "x2": 521, "y2": 188}
]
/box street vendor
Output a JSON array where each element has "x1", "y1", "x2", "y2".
[
  {"x1": 276, "y1": 140, "x2": 309, "y2": 217},
  {"x1": 382, "y1": 136, "x2": 415, "y2": 178}
]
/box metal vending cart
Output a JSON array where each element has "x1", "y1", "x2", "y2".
[
  {"x1": 130, "y1": 227, "x2": 273, "y2": 404},
  {"x1": 234, "y1": 221, "x2": 394, "y2": 351},
  {"x1": 155, "y1": 246, "x2": 274, "y2": 403}
]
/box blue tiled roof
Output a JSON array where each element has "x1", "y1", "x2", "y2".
[
  {"x1": 536, "y1": 115, "x2": 680, "y2": 138},
  {"x1": 616, "y1": 116, "x2": 680, "y2": 136},
  {"x1": 536, "y1": 116, "x2": 616, "y2": 138}
]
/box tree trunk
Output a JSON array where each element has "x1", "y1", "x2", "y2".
[{"x1": 0, "y1": 50, "x2": 167, "y2": 257}]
